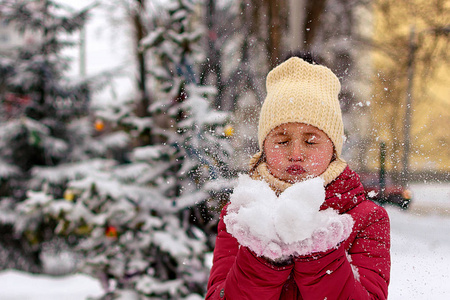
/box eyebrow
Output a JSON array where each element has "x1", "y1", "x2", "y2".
[
  {"x1": 304, "y1": 132, "x2": 319, "y2": 138},
  {"x1": 270, "y1": 131, "x2": 288, "y2": 137},
  {"x1": 270, "y1": 131, "x2": 320, "y2": 138}
]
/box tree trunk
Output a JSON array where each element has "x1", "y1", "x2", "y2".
[
  {"x1": 266, "y1": 0, "x2": 283, "y2": 68},
  {"x1": 133, "y1": 0, "x2": 150, "y2": 118},
  {"x1": 303, "y1": 0, "x2": 327, "y2": 50},
  {"x1": 204, "y1": 0, "x2": 224, "y2": 110},
  {"x1": 288, "y1": 0, "x2": 306, "y2": 52}
]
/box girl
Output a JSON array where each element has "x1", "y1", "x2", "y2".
[{"x1": 206, "y1": 57, "x2": 390, "y2": 299}]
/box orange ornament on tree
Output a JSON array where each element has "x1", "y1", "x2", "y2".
[{"x1": 94, "y1": 119, "x2": 105, "y2": 132}]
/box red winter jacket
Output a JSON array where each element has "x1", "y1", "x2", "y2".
[{"x1": 206, "y1": 166, "x2": 390, "y2": 300}]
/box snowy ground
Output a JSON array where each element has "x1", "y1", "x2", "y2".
[
  {"x1": 388, "y1": 206, "x2": 450, "y2": 299},
  {"x1": 0, "y1": 271, "x2": 103, "y2": 300},
  {"x1": 1, "y1": 191, "x2": 450, "y2": 299},
  {"x1": 388, "y1": 183, "x2": 450, "y2": 299}
]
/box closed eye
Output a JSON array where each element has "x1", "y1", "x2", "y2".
[{"x1": 306, "y1": 135, "x2": 318, "y2": 145}]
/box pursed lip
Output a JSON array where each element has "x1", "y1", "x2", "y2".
[{"x1": 286, "y1": 165, "x2": 306, "y2": 175}]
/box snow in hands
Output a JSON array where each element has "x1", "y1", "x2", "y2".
[{"x1": 224, "y1": 175, "x2": 354, "y2": 261}]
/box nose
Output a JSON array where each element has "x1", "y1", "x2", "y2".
[{"x1": 289, "y1": 141, "x2": 305, "y2": 161}]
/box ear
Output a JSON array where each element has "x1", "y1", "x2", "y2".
[
  {"x1": 331, "y1": 151, "x2": 337, "y2": 162},
  {"x1": 249, "y1": 151, "x2": 266, "y2": 175}
]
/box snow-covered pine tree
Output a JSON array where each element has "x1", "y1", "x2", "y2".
[
  {"x1": 15, "y1": 0, "x2": 234, "y2": 298},
  {"x1": 0, "y1": 0, "x2": 98, "y2": 273}
]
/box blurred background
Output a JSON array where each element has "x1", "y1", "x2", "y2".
[{"x1": 0, "y1": 0, "x2": 449, "y2": 299}]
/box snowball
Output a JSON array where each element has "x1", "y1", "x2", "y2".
[
  {"x1": 274, "y1": 177, "x2": 325, "y2": 244},
  {"x1": 228, "y1": 174, "x2": 276, "y2": 210},
  {"x1": 224, "y1": 174, "x2": 354, "y2": 258},
  {"x1": 274, "y1": 200, "x2": 318, "y2": 243}
]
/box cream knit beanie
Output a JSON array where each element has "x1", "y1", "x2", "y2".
[{"x1": 258, "y1": 57, "x2": 345, "y2": 158}]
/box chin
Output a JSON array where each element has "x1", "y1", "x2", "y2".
[
  {"x1": 286, "y1": 176, "x2": 306, "y2": 183},
  {"x1": 287, "y1": 174, "x2": 315, "y2": 183}
]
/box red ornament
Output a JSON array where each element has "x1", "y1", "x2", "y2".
[{"x1": 105, "y1": 226, "x2": 118, "y2": 239}]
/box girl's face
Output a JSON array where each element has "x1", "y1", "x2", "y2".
[{"x1": 263, "y1": 123, "x2": 334, "y2": 183}]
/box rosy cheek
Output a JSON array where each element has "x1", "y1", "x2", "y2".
[
  {"x1": 267, "y1": 155, "x2": 281, "y2": 164},
  {"x1": 266, "y1": 150, "x2": 284, "y2": 164}
]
